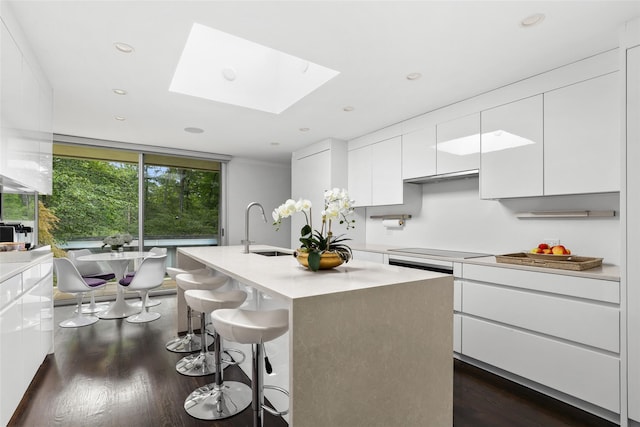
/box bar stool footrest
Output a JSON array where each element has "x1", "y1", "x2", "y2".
[
  {"x1": 262, "y1": 385, "x2": 290, "y2": 416},
  {"x1": 222, "y1": 348, "x2": 246, "y2": 366}
]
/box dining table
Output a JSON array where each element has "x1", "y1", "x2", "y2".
[{"x1": 77, "y1": 251, "x2": 150, "y2": 319}]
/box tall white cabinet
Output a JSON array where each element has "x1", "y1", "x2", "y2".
[
  {"x1": 291, "y1": 138, "x2": 348, "y2": 249},
  {"x1": 623, "y1": 22, "x2": 640, "y2": 425}
]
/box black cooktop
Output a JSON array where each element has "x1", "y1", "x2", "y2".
[{"x1": 388, "y1": 248, "x2": 492, "y2": 259}]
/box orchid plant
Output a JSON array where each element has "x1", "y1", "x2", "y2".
[{"x1": 273, "y1": 188, "x2": 355, "y2": 271}]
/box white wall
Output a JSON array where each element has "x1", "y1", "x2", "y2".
[
  {"x1": 226, "y1": 157, "x2": 291, "y2": 248},
  {"x1": 366, "y1": 178, "x2": 620, "y2": 265}
]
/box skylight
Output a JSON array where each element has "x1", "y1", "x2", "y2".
[{"x1": 169, "y1": 23, "x2": 340, "y2": 114}]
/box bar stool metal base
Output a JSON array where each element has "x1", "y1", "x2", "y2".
[
  {"x1": 166, "y1": 333, "x2": 212, "y2": 353},
  {"x1": 176, "y1": 351, "x2": 231, "y2": 377},
  {"x1": 184, "y1": 381, "x2": 252, "y2": 420}
]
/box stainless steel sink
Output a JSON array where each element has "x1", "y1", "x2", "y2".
[{"x1": 251, "y1": 250, "x2": 292, "y2": 257}]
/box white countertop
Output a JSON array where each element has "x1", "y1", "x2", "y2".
[
  {"x1": 0, "y1": 247, "x2": 52, "y2": 282},
  {"x1": 177, "y1": 245, "x2": 450, "y2": 300},
  {"x1": 352, "y1": 243, "x2": 620, "y2": 281}
]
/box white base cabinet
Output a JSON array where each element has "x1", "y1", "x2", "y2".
[
  {"x1": 0, "y1": 254, "x2": 53, "y2": 426},
  {"x1": 462, "y1": 316, "x2": 620, "y2": 413},
  {"x1": 458, "y1": 263, "x2": 621, "y2": 416}
]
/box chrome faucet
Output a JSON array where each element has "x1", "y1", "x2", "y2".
[{"x1": 243, "y1": 202, "x2": 267, "y2": 253}]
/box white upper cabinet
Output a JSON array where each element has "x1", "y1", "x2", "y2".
[
  {"x1": 348, "y1": 135, "x2": 411, "y2": 207},
  {"x1": 0, "y1": 22, "x2": 21, "y2": 179},
  {"x1": 480, "y1": 95, "x2": 544, "y2": 199},
  {"x1": 0, "y1": 16, "x2": 53, "y2": 195},
  {"x1": 347, "y1": 144, "x2": 373, "y2": 207},
  {"x1": 544, "y1": 72, "x2": 620, "y2": 195},
  {"x1": 436, "y1": 113, "x2": 480, "y2": 175},
  {"x1": 372, "y1": 136, "x2": 403, "y2": 205},
  {"x1": 402, "y1": 126, "x2": 436, "y2": 180}
]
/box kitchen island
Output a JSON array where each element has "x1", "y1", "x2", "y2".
[{"x1": 177, "y1": 245, "x2": 453, "y2": 427}]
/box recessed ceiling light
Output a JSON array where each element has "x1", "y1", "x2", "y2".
[
  {"x1": 520, "y1": 13, "x2": 545, "y2": 27},
  {"x1": 114, "y1": 42, "x2": 135, "y2": 53},
  {"x1": 406, "y1": 73, "x2": 422, "y2": 81},
  {"x1": 343, "y1": 106, "x2": 355, "y2": 112},
  {"x1": 184, "y1": 127, "x2": 204, "y2": 134},
  {"x1": 169, "y1": 23, "x2": 340, "y2": 114},
  {"x1": 299, "y1": 127, "x2": 310, "y2": 132},
  {"x1": 222, "y1": 67, "x2": 237, "y2": 81},
  {"x1": 114, "y1": 116, "x2": 126, "y2": 121},
  {"x1": 113, "y1": 89, "x2": 127, "y2": 95},
  {"x1": 270, "y1": 142, "x2": 280, "y2": 146}
]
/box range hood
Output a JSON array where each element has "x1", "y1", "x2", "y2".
[{"x1": 404, "y1": 169, "x2": 479, "y2": 184}]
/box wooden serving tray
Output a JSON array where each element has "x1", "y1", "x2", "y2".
[{"x1": 495, "y1": 252, "x2": 603, "y2": 271}]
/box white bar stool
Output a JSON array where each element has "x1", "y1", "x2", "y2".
[
  {"x1": 183, "y1": 289, "x2": 252, "y2": 420},
  {"x1": 166, "y1": 272, "x2": 227, "y2": 353},
  {"x1": 211, "y1": 308, "x2": 290, "y2": 427},
  {"x1": 177, "y1": 288, "x2": 247, "y2": 378}
]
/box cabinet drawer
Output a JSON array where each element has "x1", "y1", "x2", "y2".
[
  {"x1": 462, "y1": 264, "x2": 619, "y2": 303},
  {"x1": 462, "y1": 316, "x2": 620, "y2": 413},
  {"x1": 40, "y1": 259, "x2": 53, "y2": 280},
  {"x1": 453, "y1": 280, "x2": 462, "y2": 312},
  {"x1": 0, "y1": 274, "x2": 21, "y2": 310},
  {"x1": 453, "y1": 313, "x2": 461, "y2": 353},
  {"x1": 463, "y1": 282, "x2": 619, "y2": 352},
  {"x1": 22, "y1": 265, "x2": 40, "y2": 292}
]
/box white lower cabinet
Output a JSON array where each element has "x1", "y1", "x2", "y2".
[
  {"x1": 459, "y1": 263, "x2": 621, "y2": 416},
  {"x1": 0, "y1": 254, "x2": 53, "y2": 425},
  {"x1": 453, "y1": 313, "x2": 461, "y2": 354},
  {"x1": 463, "y1": 281, "x2": 619, "y2": 352},
  {"x1": 0, "y1": 298, "x2": 24, "y2": 426},
  {"x1": 463, "y1": 316, "x2": 619, "y2": 413}
]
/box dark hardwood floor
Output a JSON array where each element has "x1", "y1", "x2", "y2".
[{"x1": 10, "y1": 295, "x2": 615, "y2": 427}]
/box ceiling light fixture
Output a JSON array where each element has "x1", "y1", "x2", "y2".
[
  {"x1": 184, "y1": 127, "x2": 204, "y2": 134},
  {"x1": 343, "y1": 106, "x2": 355, "y2": 112},
  {"x1": 299, "y1": 127, "x2": 310, "y2": 132},
  {"x1": 113, "y1": 89, "x2": 127, "y2": 95},
  {"x1": 222, "y1": 67, "x2": 237, "y2": 81},
  {"x1": 520, "y1": 13, "x2": 545, "y2": 27},
  {"x1": 406, "y1": 73, "x2": 422, "y2": 81},
  {"x1": 114, "y1": 116, "x2": 126, "y2": 121},
  {"x1": 114, "y1": 42, "x2": 135, "y2": 53},
  {"x1": 270, "y1": 142, "x2": 280, "y2": 146}
]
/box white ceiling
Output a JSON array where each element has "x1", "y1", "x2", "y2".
[{"x1": 8, "y1": 1, "x2": 640, "y2": 163}]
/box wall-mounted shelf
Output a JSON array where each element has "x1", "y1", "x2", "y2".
[{"x1": 516, "y1": 210, "x2": 616, "y2": 219}]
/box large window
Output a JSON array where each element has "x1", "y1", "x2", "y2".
[
  {"x1": 46, "y1": 156, "x2": 139, "y2": 244},
  {"x1": 42, "y1": 143, "x2": 222, "y2": 256},
  {"x1": 144, "y1": 154, "x2": 220, "y2": 240}
]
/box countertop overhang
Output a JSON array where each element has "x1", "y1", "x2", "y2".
[{"x1": 177, "y1": 245, "x2": 451, "y2": 301}]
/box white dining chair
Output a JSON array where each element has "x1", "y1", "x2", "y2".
[
  {"x1": 120, "y1": 255, "x2": 167, "y2": 323},
  {"x1": 126, "y1": 247, "x2": 167, "y2": 308},
  {"x1": 67, "y1": 249, "x2": 115, "y2": 314},
  {"x1": 53, "y1": 257, "x2": 108, "y2": 327}
]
